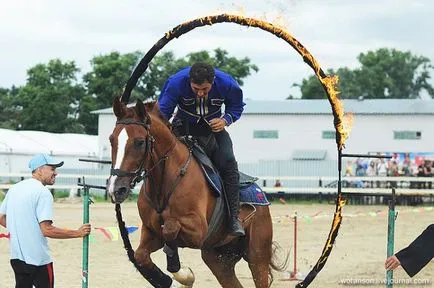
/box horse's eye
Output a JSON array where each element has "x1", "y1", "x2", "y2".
[{"x1": 134, "y1": 139, "x2": 146, "y2": 149}]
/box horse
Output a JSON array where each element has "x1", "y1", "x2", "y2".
[{"x1": 107, "y1": 97, "x2": 287, "y2": 288}]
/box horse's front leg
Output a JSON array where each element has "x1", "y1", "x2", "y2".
[
  {"x1": 162, "y1": 218, "x2": 195, "y2": 287},
  {"x1": 134, "y1": 225, "x2": 173, "y2": 288}
]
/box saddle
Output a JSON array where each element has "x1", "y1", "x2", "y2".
[
  {"x1": 181, "y1": 136, "x2": 263, "y2": 196},
  {"x1": 180, "y1": 135, "x2": 270, "y2": 247}
]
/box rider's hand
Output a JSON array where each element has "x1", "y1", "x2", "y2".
[
  {"x1": 78, "y1": 223, "x2": 92, "y2": 237},
  {"x1": 209, "y1": 118, "x2": 226, "y2": 132}
]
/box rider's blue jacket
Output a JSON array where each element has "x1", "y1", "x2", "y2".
[{"x1": 158, "y1": 67, "x2": 245, "y2": 126}]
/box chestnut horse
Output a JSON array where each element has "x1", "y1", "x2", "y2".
[{"x1": 107, "y1": 97, "x2": 287, "y2": 288}]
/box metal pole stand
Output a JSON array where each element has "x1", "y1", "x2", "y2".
[
  {"x1": 79, "y1": 177, "x2": 94, "y2": 288},
  {"x1": 386, "y1": 187, "x2": 397, "y2": 288},
  {"x1": 281, "y1": 212, "x2": 304, "y2": 282},
  {"x1": 289, "y1": 211, "x2": 299, "y2": 280}
]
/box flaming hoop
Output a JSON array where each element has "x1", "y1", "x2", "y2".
[{"x1": 120, "y1": 13, "x2": 350, "y2": 287}]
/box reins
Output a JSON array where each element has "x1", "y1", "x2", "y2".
[
  {"x1": 115, "y1": 204, "x2": 149, "y2": 279},
  {"x1": 143, "y1": 148, "x2": 192, "y2": 214}
]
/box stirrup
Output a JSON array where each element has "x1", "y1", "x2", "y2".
[{"x1": 230, "y1": 220, "x2": 245, "y2": 237}]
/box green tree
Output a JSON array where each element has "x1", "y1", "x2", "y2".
[
  {"x1": 83, "y1": 51, "x2": 142, "y2": 109},
  {"x1": 357, "y1": 48, "x2": 434, "y2": 99},
  {"x1": 16, "y1": 59, "x2": 86, "y2": 133},
  {"x1": 81, "y1": 51, "x2": 143, "y2": 134},
  {"x1": 293, "y1": 48, "x2": 434, "y2": 99},
  {"x1": 0, "y1": 86, "x2": 21, "y2": 129}
]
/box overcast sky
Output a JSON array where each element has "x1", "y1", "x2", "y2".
[{"x1": 1, "y1": 0, "x2": 433, "y2": 100}]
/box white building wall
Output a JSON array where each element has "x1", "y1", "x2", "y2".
[
  {"x1": 96, "y1": 112, "x2": 434, "y2": 163},
  {"x1": 344, "y1": 114, "x2": 434, "y2": 155},
  {"x1": 227, "y1": 114, "x2": 337, "y2": 162},
  {"x1": 0, "y1": 153, "x2": 101, "y2": 174},
  {"x1": 98, "y1": 114, "x2": 117, "y2": 159},
  {"x1": 229, "y1": 114, "x2": 434, "y2": 162}
]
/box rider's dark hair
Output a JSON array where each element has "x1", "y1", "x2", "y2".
[{"x1": 189, "y1": 62, "x2": 215, "y2": 84}]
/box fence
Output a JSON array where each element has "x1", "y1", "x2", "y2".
[{"x1": 1, "y1": 172, "x2": 433, "y2": 205}]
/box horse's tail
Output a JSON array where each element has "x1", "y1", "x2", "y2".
[{"x1": 268, "y1": 241, "x2": 290, "y2": 287}]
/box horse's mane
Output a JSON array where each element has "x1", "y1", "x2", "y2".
[
  {"x1": 148, "y1": 103, "x2": 171, "y2": 125},
  {"x1": 144, "y1": 101, "x2": 173, "y2": 131}
]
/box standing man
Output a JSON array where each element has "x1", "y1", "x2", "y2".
[
  {"x1": 158, "y1": 62, "x2": 245, "y2": 237},
  {"x1": 0, "y1": 153, "x2": 91, "y2": 288}
]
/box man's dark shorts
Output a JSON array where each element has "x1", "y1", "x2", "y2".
[{"x1": 10, "y1": 259, "x2": 54, "y2": 288}]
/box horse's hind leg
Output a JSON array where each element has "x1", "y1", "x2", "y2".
[
  {"x1": 245, "y1": 208, "x2": 274, "y2": 288},
  {"x1": 202, "y1": 244, "x2": 244, "y2": 288}
]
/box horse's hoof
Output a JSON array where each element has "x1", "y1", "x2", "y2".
[
  {"x1": 172, "y1": 266, "x2": 195, "y2": 286},
  {"x1": 170, "y1": 279, "x2": 193, "y2": 288}
]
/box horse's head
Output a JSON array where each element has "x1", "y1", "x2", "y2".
[{"x1": 107, "y1": 97, "x2": 153, "y2": 204}]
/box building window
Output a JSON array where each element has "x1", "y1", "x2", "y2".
[
  {"x1": 394, "y1": 131, "x2": 421, "y2": 140},
  {"x1": 322, "y1": 130, "x2": 336, "y2": 139},
  {"x1": 253, "y1": 130, "x2": 278, "y2": 139}
]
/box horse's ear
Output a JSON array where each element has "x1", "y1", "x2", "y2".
[
  {"x1": 113, "y1": 97, "x2": 125, "y2": 118},
  {"x1": 144, "y1": 100, "x2": 158, "y2": 112},
  {"x1": 135, "y1": 99, "x2": 151, "y2": 125}
]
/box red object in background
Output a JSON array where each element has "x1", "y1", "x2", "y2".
[
  {"x1": 415, "y1": 155, "x2": 424, "y2": 166},
  {"x1": 0, "y1": 232, "x2": 10, "y2": 239}
]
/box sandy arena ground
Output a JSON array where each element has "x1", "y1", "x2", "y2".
[{"x1": 1, "y1": 200, "x2": 433, "y2": 288}]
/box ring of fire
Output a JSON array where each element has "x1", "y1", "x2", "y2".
[{"x1": 120, "y1": 13, "x2": 350, "y2": 288}]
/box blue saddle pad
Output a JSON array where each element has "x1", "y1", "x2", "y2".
[
  {"x1": 200, "y1": 165, "x2": 269, "y2": 205},
  {"x1": 240, "y1": 182, "x2": 270, "y2": 206}
]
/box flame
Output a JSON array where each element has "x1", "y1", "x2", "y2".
[
  {"x1": 231, "y1": 4, "x2": 246, "y2": 16},
  {"x1": 342, "y1": 113, "x2": 354, "y2": 145},
  {"x1": 317, "y1": 75, "x2": 352, "y2": 151},
  {"x1": 313, "y1": 196, "x2": 346, "y2": 267},
  {"x1": 272, "y1": 14, "x2": 289, "y2": 30}
]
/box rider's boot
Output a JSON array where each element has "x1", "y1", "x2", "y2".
[{"x1": 223, "y1": 161, "x2": 245, "y2": 237}]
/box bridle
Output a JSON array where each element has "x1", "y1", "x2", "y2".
[
  {"x1": 110, "y1": 119, "x2": 156, "y2": 189},
  {"x1": 110, "y1": 118, "x2": 192, "y2": 213}
]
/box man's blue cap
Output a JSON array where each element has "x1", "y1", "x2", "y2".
[{"x1": 28, "y1": 154, "x2": 64, "y2": 171}]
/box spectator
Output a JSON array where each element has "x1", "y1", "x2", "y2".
[
  {"x1": 366, "y1": 161, "x2": 377, "y2": 188},
  {"x1": 273, "y1": 179, "x2": 285, "y2": 202},
  {"x1": 0, "y1": 154, "x2": 91, "y2": 288},
  {"x1": 344, "y1": 161, "x2": 354, "y2": 188},
  {"x1": 274, "y1": 179, "x2": 282, "y2": 188},
  {"x1": 424, "y1": 160, "x2": 432, "y2": 189},
  {"x1": 355, "y1": 158, "x2": 366, "y2": 188},
  {"x1": 417, "y1": 160, "x2": 426, "y2": 189},
  {"x1": 377, "y1": 158, "x2": 388, "y2": 188},
  {"x1": 388, "y1": 160, "x2": 400, "y2": 188},
  {"x1": 402, "y1": 153, "x2": 412, "y2": 172}
]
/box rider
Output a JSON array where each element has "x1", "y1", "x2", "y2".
[{"x1": 158, "y1": 62, "x2": 245, "y2": 237}]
